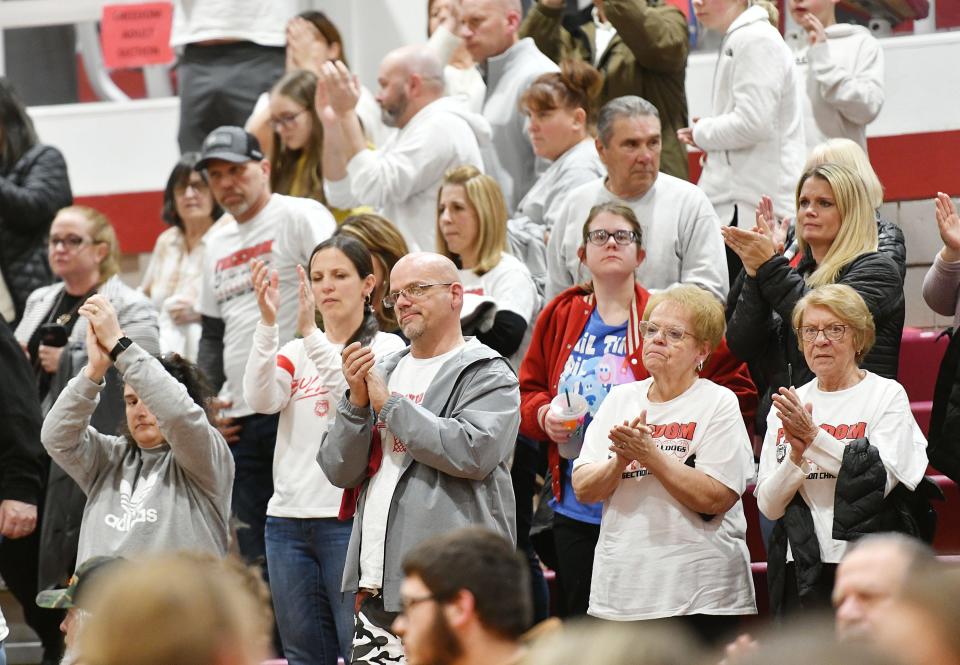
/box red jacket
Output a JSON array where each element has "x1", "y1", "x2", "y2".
[{"x1": 518, "y1": 283, "x2": 758, "y2": 501}]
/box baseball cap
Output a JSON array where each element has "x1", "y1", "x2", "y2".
[
  {"x1": 196, "y1": 126, "x2": 264, "y2": 169},
  {"x1": 36, "y1": 556, "x2": 122, "y2": 609}
]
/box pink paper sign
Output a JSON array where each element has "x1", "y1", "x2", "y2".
[{"x1": 100, "y1": 2, "x2": 174, "y2": 69}]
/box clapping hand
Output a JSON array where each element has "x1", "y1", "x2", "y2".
[
  {"x1": 296, "y1": 264, "x2": 319, "y2": 338},
  {"x1": 210, "y1": 397, "x2": 242, "y2": 445},
  {"x1": 608, "y1": 410, "x2": 656, "y2": 466},
  {"x1": 935, "y1": 192, "x2": 960, "y2": 262},
  {"x1": 78, "y1": 294, "x2": 123, "y2": 382},
  {"x1": 342, "y1": 342, "x2": 375, "y2": 407},
  {"x1": 250, "y1": 259, "x2": 280, "y2": 327},
  {"x1": 772, "y1": 387, "x2": 817, "y2": 464},
  {"x1": 286, "y1": 17, "x2": 323, "y2": 73},
  {"x1": 720, "y1": 197, "x2": 778, "y2": 277},
  {"x1": 317, "y1": 61, "x2": 360, "y2": 118}
]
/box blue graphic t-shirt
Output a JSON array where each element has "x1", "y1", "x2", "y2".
[{"x1": 551, "y1": 308, "x2": 635, "y2": 524}]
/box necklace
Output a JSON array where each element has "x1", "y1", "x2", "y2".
[{"x1": 49, "y1": 286, "x2": 97, "y2": 327}]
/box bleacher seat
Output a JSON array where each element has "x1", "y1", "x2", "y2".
[{"x1": 898, "y1": 327, "x2": 949, "y2": 436}]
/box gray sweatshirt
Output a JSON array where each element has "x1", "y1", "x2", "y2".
[
  {"x1": 318, "y1": 338, "x2": 519, "y2": 612},
  {"x1": 41, "y1": 344, "x2": 234, "y2": 564}
]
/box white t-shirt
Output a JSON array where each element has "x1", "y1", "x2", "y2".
[
  {"x1": 243, "y1": 323, "x2": 405, "y2": 517},
  {"x1": 359, "y1": 343, "x2": 466, "y2": 589},
  {"x1": 171, "y1": 0, "x2": 302, "y2": 47},
  {"x1": 0, "y1": 605, "x2": 7, "y2": 643},
  {"x1": 756, "y1": 371, "x2": 928, "y2": 564},
  {"x1": 198, "y1": 194, "x2": 335, "y2": 417},
  {"x1": 458, "y1": 253, "x2": 539, "y2": 368},
  {"x1": 574, "y1": 378, "x2": 757, "y2": 620}
]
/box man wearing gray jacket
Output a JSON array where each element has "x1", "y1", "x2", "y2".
[{"x1": 319, "y1": 252, "x2": 519, "y2": 664}]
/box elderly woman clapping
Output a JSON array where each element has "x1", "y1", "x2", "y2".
[
  {"x1": 571, "y1": 284, "x2": 756, "y2": 643},
  {"x1": 756, "y1": 284, "x2": 928, "y2": 617}
]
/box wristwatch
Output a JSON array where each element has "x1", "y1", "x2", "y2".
[{"x1": 109, "y1": 336, "x2": 133, "y2": 361}]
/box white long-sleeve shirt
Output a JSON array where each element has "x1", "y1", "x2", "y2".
[
  {"x1": 325, "y1": 96, "x2": 491, "y2": 253},
  {"x1": 755, "y1": 371, "x2": 928, "y2": 563},
  {"x1": 243, "y1": 322, "x2": 404, "y2": 517},
  {"x1": 788, "y1": 24, "x2": 885, "y2": 154},
  {"x1": 693, "y1": 5, "x2": 806, "y2": 221}
]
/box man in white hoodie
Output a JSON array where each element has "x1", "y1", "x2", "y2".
[
  {"x1": 318, "y1": 46, "x2": 492, "y2": 253},
  {"x1": 787, "y1": 0, "x2": 885, "y2": 154}
]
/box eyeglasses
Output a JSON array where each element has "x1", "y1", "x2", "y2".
[
  {"x1": 49, "y1": 235, "x2": 94, "y2": 250},
  {"x1": 399, "y1": 594, "x2": 436, "y2": 615},
  {"x1": 382, "y1": 282, "x2": 453, "y2": 309},
  {"x1": 175, "y1": 179, "x2": 209, "y2": 195},
  {"x1": 269, "y1": 109, "x2": 308, "y2": 130},
  {"x1": 586, "y1": 229, "x2": 639, "y2": 246},
  {"x1": 638, "y1": 321, "x2": 696, "y2": 344},
  {"x1": 796, "y1": 323, "x2": 848, "y2": 343}
]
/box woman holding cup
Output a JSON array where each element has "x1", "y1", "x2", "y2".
[{"x1": 519, "y1": 202, "x2": 756, "y2": 617}]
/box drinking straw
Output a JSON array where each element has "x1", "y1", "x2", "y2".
[{"x1": 564, "y1": 388, "x2": 571, "y2": 408}]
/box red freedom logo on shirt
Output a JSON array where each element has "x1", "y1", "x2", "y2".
[
  {"x1": 621, "y1": 421, "x2": 698, "y2": 478},
  {"x1": 775, "y1": 421, "x2": 867, "y2": 445}
]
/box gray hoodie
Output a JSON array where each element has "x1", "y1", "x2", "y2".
[
  {"x1": 482, "y1": 37, "x2": 559, "y2": 213},
  {"x1": 318, "y1": 338, "x2": 519, "y2": 612},
  {"x1": 41, "y1": 344, "x2": 234, "y2": 565}
]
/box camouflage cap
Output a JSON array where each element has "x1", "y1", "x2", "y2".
[{"x1": 36, "y1": 556, "x2": 122, "y2": 609}]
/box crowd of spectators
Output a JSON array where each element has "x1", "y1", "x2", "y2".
[{"x1": 0, "y1": 1, "x2": 957, "y2": 665}]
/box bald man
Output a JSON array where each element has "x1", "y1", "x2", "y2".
[
  {"x1": 461, "y1": 0, "x2": 557, "y2": 212},
  {"x1": 319, "y1": 252, "x2": 520, "y2": 663},
  {"x1": 833, "y1": 533, "x2": 937, "y2": 641},
  {"x1": 317, "y1": 47, "x2": 492, "y2": 252}
]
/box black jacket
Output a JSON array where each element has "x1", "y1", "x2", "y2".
[
  {"x1": 726, "y1": 250, "x2": 904, "y2": 433},
  {"x1": 926, "y1": 328, "x2": 960, "y2": 484},
  {"x1": 0, "y1": 144, "x2": 73, "y2": 324},
  {"x1": 0, "y1": 318, "x2": 44, "y2": 506},
  {"x1": 767, "y1": 439, "x2": 938, "y2": 616}
]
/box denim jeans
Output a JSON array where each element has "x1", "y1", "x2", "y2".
[
  {"x1": 231, "y1": 413, "x2": 279, "y2": 566},
  {"x1": 266, "y1": 516, "x2": 355, "y2": 665},
  {"x1": 0, "y1": 639, "x2": 6, "y2": 665}
]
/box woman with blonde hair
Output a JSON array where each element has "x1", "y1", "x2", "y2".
[
  {"x1": 80, "y1": 554, "x2": 272, "y2": 665},
  {"x1": 724, "y1": 163, "x2": 903, "y2": 435},
  {"x1": 437, "y1": 165, "x2": 538, "y2": 364},
  {"x1": 802, "y1": 137, "x2": 905, "y2": 278},
  {"x1": 334, "y1": 213, "x2": 409, "y2": 333},
  {"x1": 756, "y1": 284, "x2": 927, "y2": 615}
]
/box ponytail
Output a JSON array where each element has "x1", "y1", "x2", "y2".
[{"x1": 346, "y1": 297, "x2": 380, "y2": 348}]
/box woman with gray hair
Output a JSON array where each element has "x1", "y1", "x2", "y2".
[{"x1": 756, "y1": 283, "x2": 928, "y2": 616}]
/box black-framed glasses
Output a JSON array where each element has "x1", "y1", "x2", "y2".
[
  {"x1": 399, "y1": 594, "x2": 436, "y2": 615},
  {"x1": 638, "y1": 321, "x2": 696, "y2": 344},
  {"x1": 49, "y1": 235, "x2": 93, "y2": 250},
  {"x1": 382, "y1": 282, "x2": 454, "y2": 309},
  {"x1": 269, "y1": 108, "x2": 308, "y2": 130},
  {"x1": 587, "y1": 229, "x2": 639, "y2": 246},
  {"x1": 796, "y1": 323, "x2": 848, "y2": 343}
]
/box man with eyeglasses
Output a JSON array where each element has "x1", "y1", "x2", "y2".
[
  {"x1": 316, "y1": 45, "x2": 491, "y2": 252},
  {"x1": 194, "y1": 126, "x2": 335, "y2": 571},
  {"x1": 391, "y1": 528, "x2": 532, "y2": 665},
  {"x1": 546, "y1": 95, "x2": 727, "y2": 301},
  {"x1": 319, "y1": 252, "x2": 520, "y2": 664}
]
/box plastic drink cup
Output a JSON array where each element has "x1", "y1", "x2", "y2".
[{"x1": 550, "y1": 391, "x2": 589, "y2": 459}]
